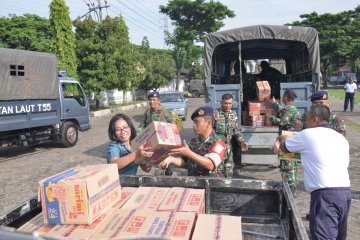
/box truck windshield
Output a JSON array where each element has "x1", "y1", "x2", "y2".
[{"x1": 62, "y1": 83, "x2": 86, "y2": 106}]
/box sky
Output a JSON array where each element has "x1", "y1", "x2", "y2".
[{"x1": 1, "y1": 0, "x2": 359, "y2": 49}]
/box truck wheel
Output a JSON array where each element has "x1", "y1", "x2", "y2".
[
  {"x1": 61, "y1": 122, "x2": 78, "y2": 147},
  {"x1": 192, "y1": 90, "x2": 200, "y2": 98}
]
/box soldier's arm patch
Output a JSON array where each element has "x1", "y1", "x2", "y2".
[{"x1": 204, "y1": 140, "x2": 226, "y2": 168}]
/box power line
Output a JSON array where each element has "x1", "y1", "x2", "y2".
[
  {"x1": 113, "y1": 0, "x2": 160, "y2": 29},
  {"x1": 124, "y1": 0, "x2": 160, "y2": 22},
  {"x1": 108, "y1": 7, "x2": 163, "y2": 40}
]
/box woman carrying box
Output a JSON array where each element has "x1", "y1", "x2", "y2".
[{"x1": 106, "y1": 113, "x2": 152, "y2": 175}]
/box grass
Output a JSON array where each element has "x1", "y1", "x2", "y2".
[
  {"x1": 327, "y1": 89, "x2": 360, "y2": 104},
  {"x1": 90, "y1": 100, "x2": 146, "y2": 111}
]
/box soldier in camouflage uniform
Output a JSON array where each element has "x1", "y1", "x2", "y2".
[
  {"x1": 138, "y1": 91, "x2": 180, "y2": 175},
  {"x1": 270, "y1": 89, "x2": 303, "y2": 197},
  {"x1": 214, "y1": 94, "x2": 248, "y2": 176},
  {"x1": 159, "y1": 106, "x2": 230, "y2": 177},
  {"x1": 302, "y1": 91, "x2": 346, "y2": 136},
  {"x1": 138, "y1": 91, "x2": 180, "y2": 132}
]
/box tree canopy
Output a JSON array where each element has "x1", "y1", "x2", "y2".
[
  {"x1": 49, "y1": 0, "x2": 78, "y2": 78},
  {"x1": 290, "y1": 5, "x2": 360, "y2": 83},
  {"x1": 160, "y1": 0, "x2": 235, "y2": 90},
  {"x1": 0, "y1": 14, "x2": 50, "y2": 51}
]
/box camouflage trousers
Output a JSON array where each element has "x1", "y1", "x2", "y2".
[{"x1": 279, "y1": 159, "x2": 299, "y2": 186}]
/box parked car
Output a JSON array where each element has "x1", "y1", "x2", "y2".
[
  {"x1": 188, "y1": 79, "x2": 204, "y2": 98},
  {"x1": 159, "y1": 92, "x2": 188, "y2": 120}
]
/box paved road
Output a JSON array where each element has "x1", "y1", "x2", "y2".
[{"x1": 0, "y1": 96, "x2": 359, "y2": 239}]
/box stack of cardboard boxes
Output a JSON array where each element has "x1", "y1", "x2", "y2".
[
  {"x1": 18, "y1": 164, "x2": 243, "y2": 240},
  {"x1": 243, "y1": 80, "x2": 276, "y2": 127}
]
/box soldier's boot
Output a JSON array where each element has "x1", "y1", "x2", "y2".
[{"x1": 289, "y1": 185, "x2": 298, "y2": 198}]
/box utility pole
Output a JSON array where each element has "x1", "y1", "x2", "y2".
[{"x1": 81, "y1": 0, "x2": 110, "y2": 22}]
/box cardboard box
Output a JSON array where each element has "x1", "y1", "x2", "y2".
[
  {"x1": 165, "y1": 212, "x2": 196, "y2": 240},
  {"x1": 256, "y1": 80, "x2": 271, "y2": 102},
  {"x1": 248, "y1": 101, "x2": 261, "y2": 115},
  {"x1": 131, "y1": 121, "x2": 182, "y2": 164},
  {"x1": 113, "y1": 187, "x2": 138, "y2": 209},
  {"x1": 89, "y1": 209, "x2": 134, "y2": 239},
  {"x1": 158, "y1": 188, "x2": 205, "y2": 216},
  {"x1": 17, "y1": 213, "x2": 55, "y2": 234},
  {"x1": 278, "y1": 131, "x2": 301, "y2": 162},
  {"x1": 192, "y1": 214, "x2": 242, "y2": 240},
  {"x1": 66, "y1": 209, "x2": 116, "y2": 240},
  {"x1": 121, "y1": 187, "x2": 170, "y2": 210},
  {"x1": 39, "y1": 164, "x2": 121, "y2": 225},
  {"x1": 140, "y1": 211, "x2": 173, "y2": 238},
  {"x1": 109, "y1": 209, "x2": 156, "y2": 239},
  {"x1": 45, "y1": 223, "x2": 77, "y2": 238}
]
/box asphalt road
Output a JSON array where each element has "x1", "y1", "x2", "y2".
[{"x1": 0, "y1": 96, "x2": 359, "y2": 239}]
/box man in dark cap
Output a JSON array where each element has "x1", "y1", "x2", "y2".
[
  {"x1": 302, "y1": 90, "x2": 346, "y2": 136},
  {"x1": 138, "y1": 91, "x2": 179, "y2": 175},
  {"x1": 270, "y1": 89, "x2": 303, "y2": 197},
  {"x1": 159, "y1": 106, "x2": 229, "y2": 177},
  {"x1": 138, "y1": 91, "x2": 178, "y2": 132}
]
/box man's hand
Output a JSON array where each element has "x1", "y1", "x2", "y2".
[
  {"x1": 170, "y1": 140, "x2": 191, "y2": 157},
  {"x1": 272, "y1": 138, "x2": 281, "y2": 154},
  {"x1": 239, "y1": 141, "x2": 249, "y2": 152},
  {"x1": 270, "y1": 96, "x2": 277, "y2": 104}
]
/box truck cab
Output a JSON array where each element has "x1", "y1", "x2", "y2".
[
  {"x1": 204, "y1": 25, "x2": 321, "y2": 166},
  {"x1": 58, "y1": 75, "x2": 91, "y2": 147},
  {"x1": 0, "y1": 49, "x2": 90, "y2": 148}
]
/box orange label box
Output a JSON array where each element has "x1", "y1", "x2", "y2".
[
  {"x1": 131, "y1": 121, "x2": 182, "y2": 164},
  {"x1": 38, "y1": 164, "x2": 121, "y2": 225},
  {"x1": 256, "y1": 80, "x2": 271, "y2": 102}
]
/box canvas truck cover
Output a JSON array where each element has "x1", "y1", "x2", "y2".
[
  {"x1": 0, "y1": 48, "x2": 59, "y2": 100},
  {"x1": 203, "y1": 25, "x2": 321, "y2": 99}
]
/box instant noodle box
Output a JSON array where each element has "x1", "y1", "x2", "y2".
[
  {"x1": 131, "y1": 121, "x2": 182, "y2": 164},
  {"x1": 38, "y1": 164, "x2": 121, "y2": 225}
]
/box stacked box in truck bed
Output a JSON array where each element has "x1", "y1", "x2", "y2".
[{"x1": 0, "y1": 175, "x2": 308, "y2": 239}]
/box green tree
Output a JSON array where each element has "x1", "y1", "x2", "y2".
[
  {"x1": 160, "y1": 0, "x2": 234, "y2": 90},
  {"x1": 290, "y1": 6, "x2": 360, "y2": 86},
  {"x1": 74, "y1": 16, "x2": 144, "y2": 108},
  {"x1": 0, "y1": 14, "x2": 50, "y2": 51},
  {"x1": 49, "y1": 0, "x2": 77, "y2": 78},
  {"x1": 160, "y1": 0, "x2": 235, "y2": 42},
  {"x1": 135, "y1": 37, "x2": 175, "y2": 95}
]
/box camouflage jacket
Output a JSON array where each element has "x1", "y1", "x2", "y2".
[
  {"x1": 138, "y1": 106, "x2": 176, "y2": 132},
  {"x1": 301, "y1": 112, "x2": 346, "y2": 136},
  {"x1": 271, "y1": 103, "x2": 303, "y2": 131},
  {"x1": 184, "y1": 131, "x2": 232, "y2": 177},
  {"x1": 213, "y1": 108, "x2": 243, "y2": 144}
]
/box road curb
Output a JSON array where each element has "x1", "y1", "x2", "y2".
[{"x1": 90, "y1": 102, "x2": 147, "y2": 117}]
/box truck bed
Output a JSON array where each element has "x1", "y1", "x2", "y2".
[{"x1": 0, "y1": 176, "x2": 308, "y2": 240}]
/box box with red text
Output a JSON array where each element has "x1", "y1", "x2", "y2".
[
  {"x1": 38, "y1": 164, "x2": 121, "y2": 225},
  {"x1": 131, "y1": 121, "x2": 182, "y2": 164}
]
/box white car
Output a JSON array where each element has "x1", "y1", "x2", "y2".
[{"x1": 159, "y1": 92, "x2": 188, "y2": 120}]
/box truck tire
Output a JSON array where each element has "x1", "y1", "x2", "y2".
[
  {"x1": 61, "y1": 122, "x2": 78, "y2": 147},
  {"x1": 191, "y1": 90, "x2": 200, "y2": 98}
]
